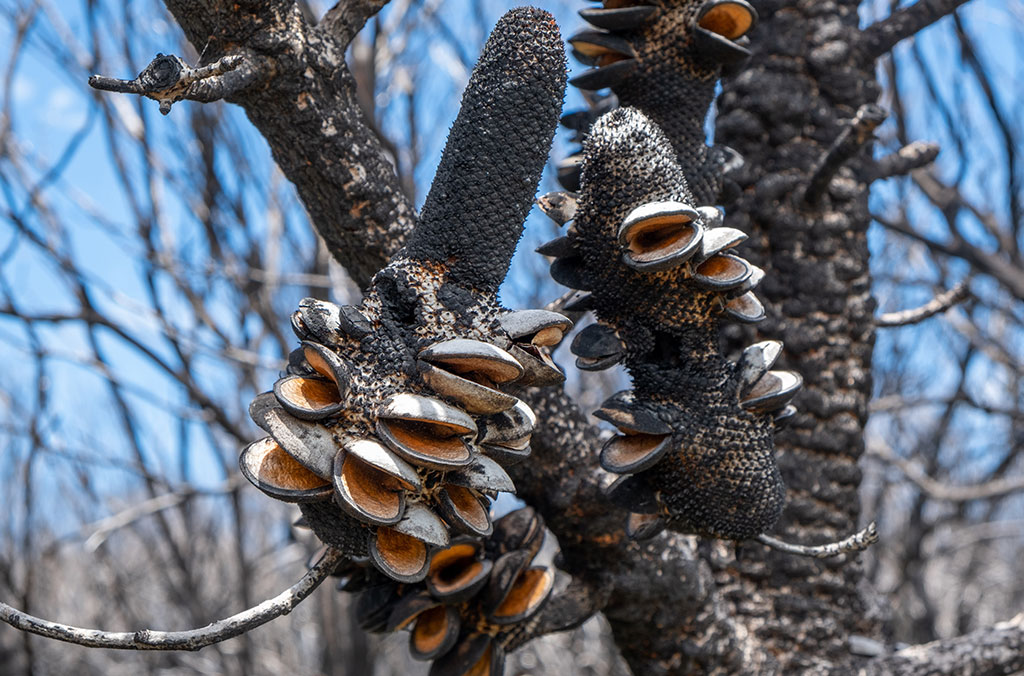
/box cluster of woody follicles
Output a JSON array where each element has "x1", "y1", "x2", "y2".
[
  {"x1": 559, "y1": 0, "x2": 758, "y2": 205},
  {"x1": 538, "y1": 0, "x2": 801, "y2": 542},
  {"x1": 239, "y1": 8, "x2": 571, "y2": 584},
  {"x1": 354, "y1": 508, "x2": 557, "y2": 676}
]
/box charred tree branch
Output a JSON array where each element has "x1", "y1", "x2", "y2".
[
  {"x1": 0, "y1": 547, "x2": 345, "y2": 650},
  {"x1": 867, "y1": 141, "x2": 940, "y2": 182},
  {"x1": 320, "y1": 0, "x2": 391, "y2": 46},
  {"x1": 857, "y1": 0, "x2": 974, "y2": 63},
  {"x1": 858, "y1": 613, "x2": 1024, "y2": 676},
  {"x1": 803, "y1": 104, "x2": 887, "y2": 203},
  {"x1": 875, "y1": 280, "x2": 970, "y2": 327},
  {"x1": 152, "y1": 0, "x2": 415, "y2": 288}
]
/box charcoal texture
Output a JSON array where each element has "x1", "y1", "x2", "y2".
[
  {"x1": 572, "y1": 0, "x2": 744, "y2": 203},
  {"x1": 406, "y1": 7, "x2": 567, "y2": 292},
  {"x1": 567, "y1": 107, "x2": 784, "y2": 540}
]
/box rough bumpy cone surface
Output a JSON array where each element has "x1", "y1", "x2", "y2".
[
  {"x1": 406, "y1": 7, "x2": 567, "y2": 291},
  {"x1": 547, "y1": 107, "x2": 800, "y2": 540},
  {"x1": 240, "y1": 8, "x2": 570, "y2": 583},
  {"x1": 356, "y1": 508, "x2": 561, "y2": 676},
  {"x1": 564, "y1": 0, "x2": 755, "y2": 203}
]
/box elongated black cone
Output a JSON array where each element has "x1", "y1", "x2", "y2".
[{"x1": 405, "y1": 7, "x2": 567, "y2": 292}]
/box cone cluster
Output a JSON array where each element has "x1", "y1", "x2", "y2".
[
  {"x1": 539, "y1": 0, "x2": 800, "y2": 541},
  {"x1": 355, "y1": 508, "x2": 558, "y2": 676},
  {"x1": 560, "y1": 0, "x2": 757, "y2": 204},
  {"x1": 239, "y1": 6, "x2": 571, "y2": 583},
  {"x1": 241, "y1": 272, "x2": 571, "y2": 582}
]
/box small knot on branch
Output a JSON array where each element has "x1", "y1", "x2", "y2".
[
  {"x1": 89, "y1": 53, "x2": 247, "y2": 115},
  {"x1": 756, "y1": 522, "x2": 879, "y2": 558}
]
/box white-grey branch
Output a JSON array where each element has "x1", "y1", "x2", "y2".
[
  {"x1": 757, "y1": 522, "x2": 879, "y2": 558},
  {"x1": 875, "y1": 280, "x2": 970, "y2": 327},
  {"x1": 0, "y1": 547, "x2": 345, "y2": 650}
]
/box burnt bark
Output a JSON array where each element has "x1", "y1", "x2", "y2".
[{"x1": 712, "y1": 0, "x2": 882, "y2": 670}]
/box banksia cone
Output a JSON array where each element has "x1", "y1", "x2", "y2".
[
  {"x1": 240, "y1": 8, "x2": 570, "y2": 582},
  {"x1": 561, "y1": 0, "x2": 755, "y2": 203},
  {"x1": 358, "y1": 508, "x2": 559, "y2": 676},
  {"x1": 542, "y1": 107, "x2": 800, "y2": 541}
]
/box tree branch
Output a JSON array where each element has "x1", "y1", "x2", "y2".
[
  {"x1": 875, "y1": 280, "x2": 970, "y2": 327},
  {"x1": 89, "y1": 53, "x2": 259, "y2": 115},
  {"x1": 153, "y1": 0, "x2": 416, "y2": 288},
  {"x1": 859, "y1": 613, "x2": 1024, "y2": 676},
  {"x1": 319, "y1": 0, "x2": 391, "y2": 46},
  {"x1": 873, "y1": 213, "x2": 1024, "y2": 300},
  {"x1": 869, "y1": 442, "x2": 1024, "y2": 502},
  {"x1": 803, "y1": 104, "x2": 887, "y2": 203},
  {"x1": 756, "y1": 522, "x2": 879, "y2": 559},
  {"x1": 0, "y1": 547, "x2": 345, "y2": 650},
  {"x1": 857, "y1": 0, "x2": 975, "y2": 63},
  {"x1": 867, "y1": 141, "x2": 940, "y2": 182}
]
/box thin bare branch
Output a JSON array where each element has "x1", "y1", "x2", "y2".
[
  {"x1": 803, "y1": 104, "x2": 887, "y2": 203},
  {"x1": 869, "y1": 443, "x2": 1024, "y2": 502},
  {"x1": 875, "y1": 280, "x2": 970, "y2": 327},
  {"x1": 89, "y1": 54, "x2": 259, "y2": 115},
  {"x1": 0, "y1": 547, "x2": 345, "y2": 651},
  {"x1": 756, "y1": 523, "x2": 879, "y2": 558},
  {"x1": 867, "y1": 141, "x2": 940, "y2": 182}
]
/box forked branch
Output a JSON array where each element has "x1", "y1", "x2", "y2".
[{"x1": 89, "y1": 53, "x2": 261, "y2": 115}]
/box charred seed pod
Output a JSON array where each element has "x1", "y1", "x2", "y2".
[
  {"x1": 564, "y1": 0, "x2": 757, "y2": 203},
  {"x1": 550, "y1": 107, "x2": 801, "y2": 541},
  {"x1": 356, "y1": 508, "x2": 561, "y2": 676},
  {"x1": 239, "y1": 9, "x2": 570, "y2": 583}
]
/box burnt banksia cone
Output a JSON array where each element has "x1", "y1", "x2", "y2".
[
  {"x1": 561, "y1": 0, "x2": 756, "y2": 203},
  {"x1": 358, "y1": 508, "x2": 560, "y2": 676},
  {"x1": 240, "y1": 8, "x2": 570, "y2": 583},
  {"x1": 543, "y1": 106, "x2": 801, "y2": 541}
]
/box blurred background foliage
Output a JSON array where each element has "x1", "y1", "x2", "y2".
[{"x1": 0, "y1": 0, "x2": 1021, "y2": 673}]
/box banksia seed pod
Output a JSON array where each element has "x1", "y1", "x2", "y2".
[
  {"x1": 544, "y1": 106, "x2": 800, "y2": 541},
  {"x1": 563, "y1": 0, "x2": 756, "y2": 203},
  {"x1": 359, "y1": 508, "x2": 558, "y2": 676},
  {"x1": 240, "y1": 8, "x2": 570, "y2": 582}
]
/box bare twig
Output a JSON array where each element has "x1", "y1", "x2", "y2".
[
  {"x1": 757, "y1": 523, "x2": 879, "y2": 558},
  {"x1": 867, "y1": 141, "x2": 940, "y2": 182},
  {"x1": 803, "y1": 104, "x2": 887, "y2": 203},
  {"x1": 869, "y1": 443, "x2": 1024, "y2": 502},
  {"x1": 875, "y1": 280, "x2": 970, "y2": 327},
  {"x1": 89, "y1": 53, "x2": 253, "y2": 114},
  {"x1": 0, "y1": 547, "x2": 345, "y2": 650}
]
